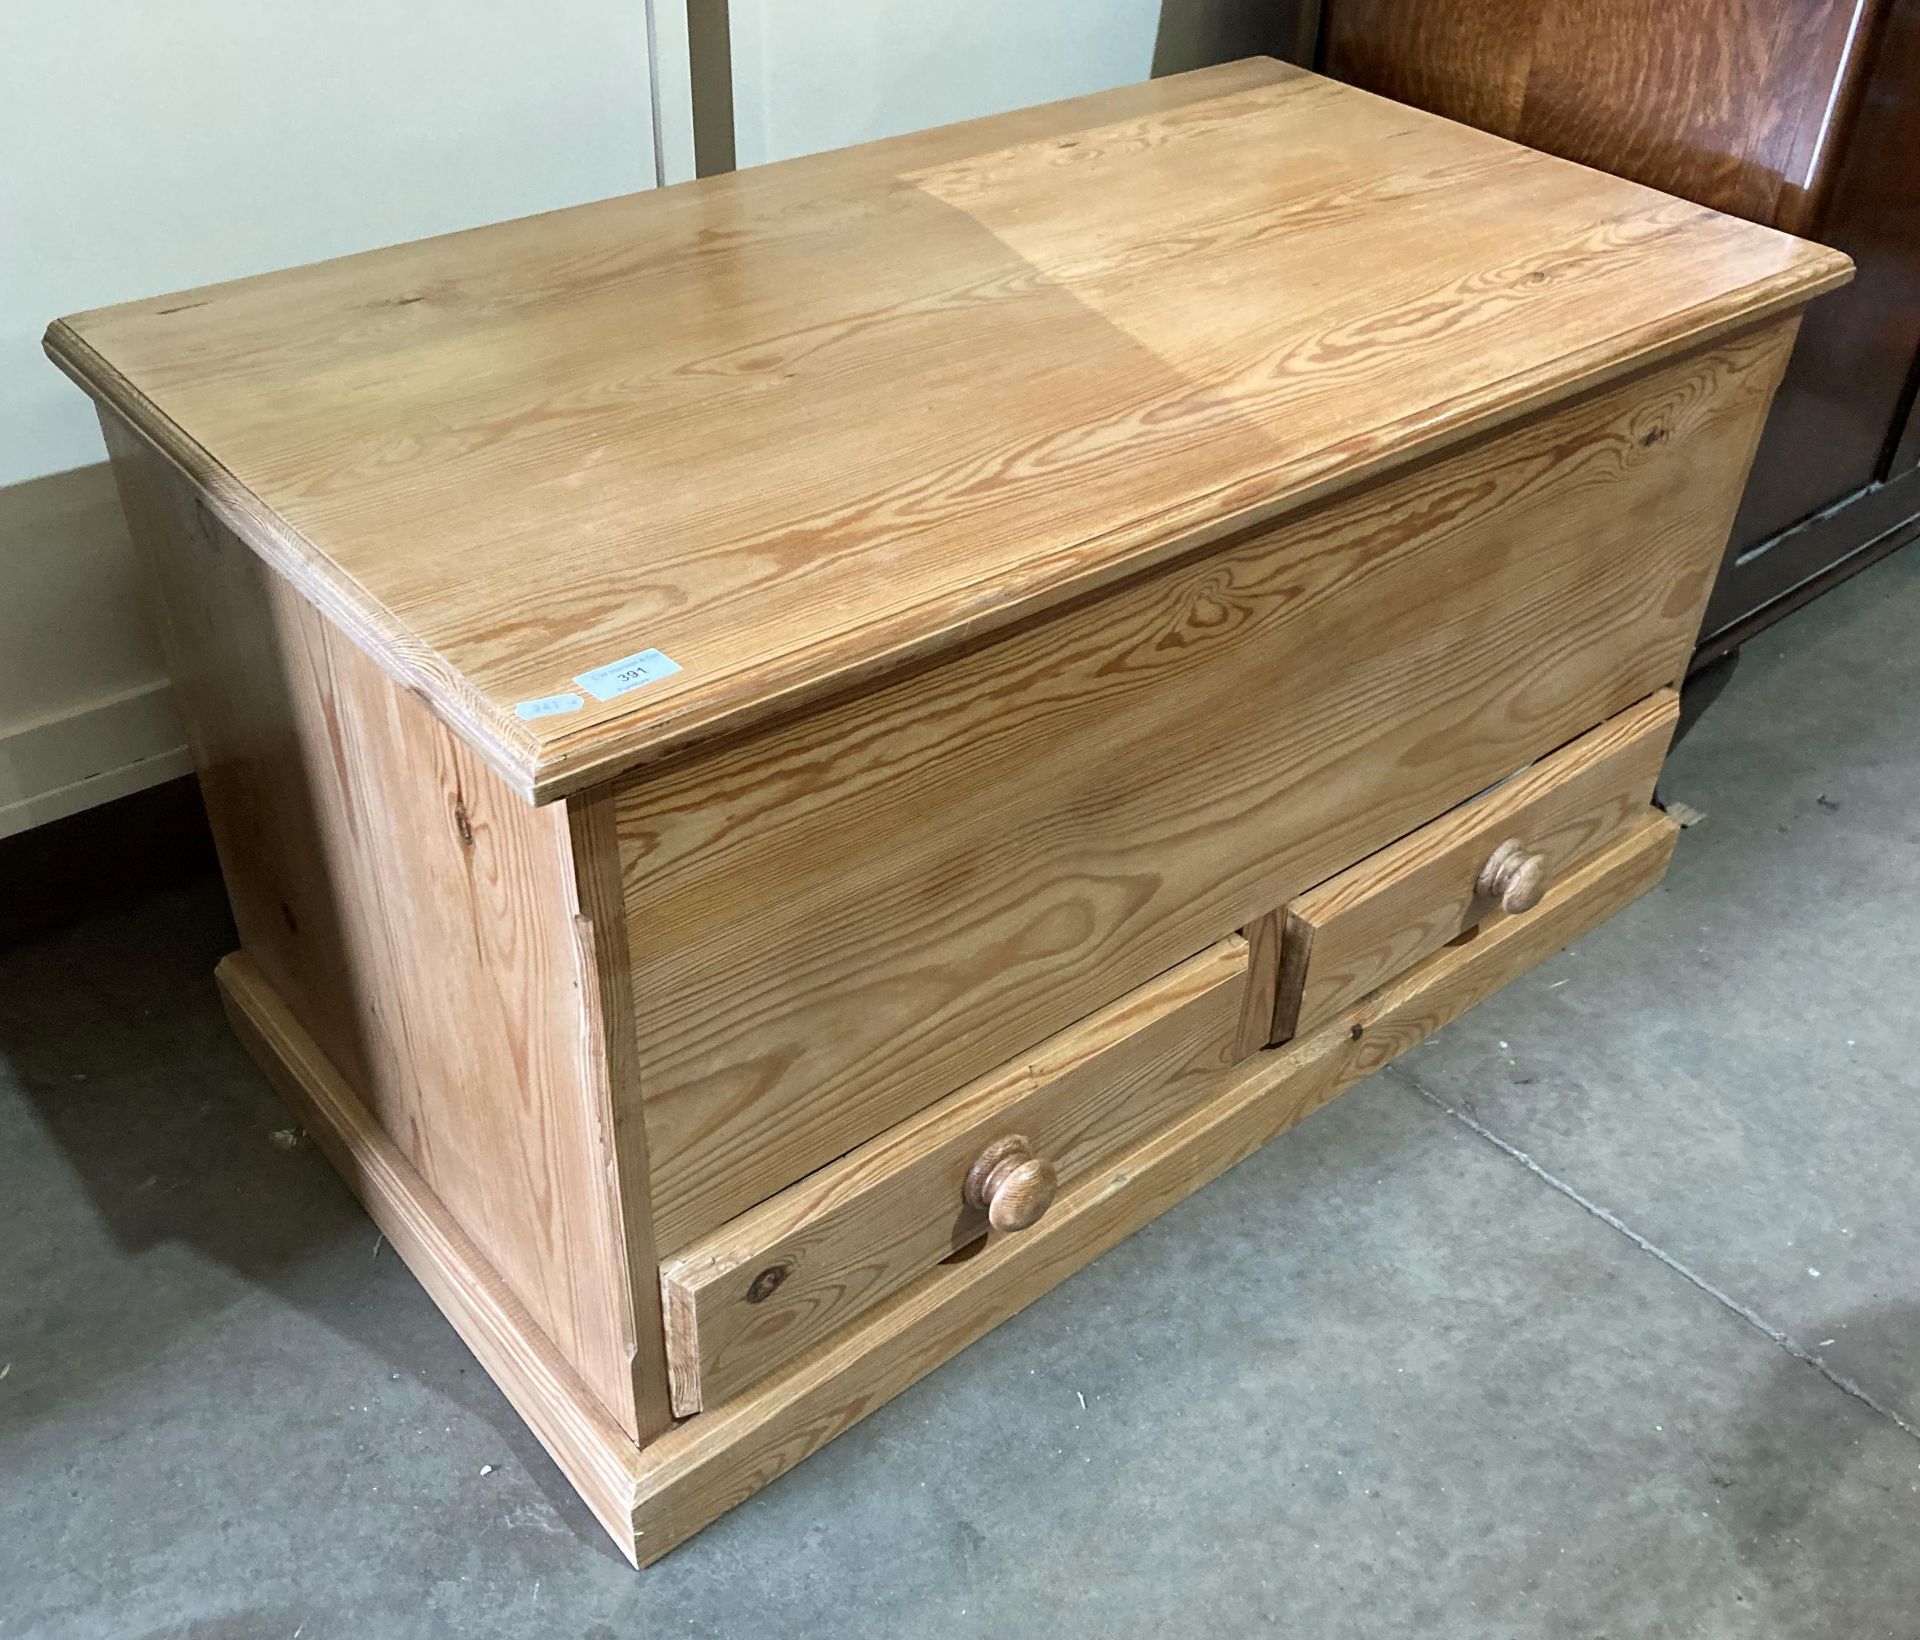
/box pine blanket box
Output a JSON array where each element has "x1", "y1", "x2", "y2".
[{"x1": 47, "y1": 60, "x2": 1848, "y2": 1564}]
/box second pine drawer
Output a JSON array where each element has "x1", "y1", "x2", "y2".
[{"x1": 1265, "y1": 690, "x2": 1679, "y2": 1044}]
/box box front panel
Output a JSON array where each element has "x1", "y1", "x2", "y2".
[{"x1": 616, "y1": 320, "x2": 1794, "y2": 1253}]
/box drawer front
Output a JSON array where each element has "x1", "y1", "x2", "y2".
[
  {"x1": 635, "y1": 814, "x2": 1680, "y2": 1557},
  {"x1": 1269, "y1": 690, "x2": 1678, "y2": 1043},
  {"x1": 618, "y1": 322, "x2": 1792, "y2": 1252},
  {"x1": 659, "y1": 938, "x2": 1250, "y2": 1414}
]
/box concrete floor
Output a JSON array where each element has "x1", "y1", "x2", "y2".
[{"x1": 3, "y1": 547, "x2": 1917, "y2": 1640}]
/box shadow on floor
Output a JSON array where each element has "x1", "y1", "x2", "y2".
[{"x1": 0, "y1": 874, "x2": 616, "y2": 1554}]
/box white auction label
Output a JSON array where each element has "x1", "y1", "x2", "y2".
[{"x1": 572, "y1": 648, "x2": 683, "y2": 702}]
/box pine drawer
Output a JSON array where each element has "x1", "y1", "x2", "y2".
[
  {"x1": 1265, "y1": 690, "x2": 1679, "y2": 1043},
  {"x1": 658, "y1": 936, "x2": 1253, "y2": 1414}
]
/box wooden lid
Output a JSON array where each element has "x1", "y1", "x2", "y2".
[{"x1": 47, "y1": 60, "x2": 1849, "y2": 801}]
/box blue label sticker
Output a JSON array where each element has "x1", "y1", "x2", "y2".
[
  {"x1": 572, "y1": 648, "x2": 683, "y2": 702},
  {"x1": 514, "y1": 692, "x2": 586, "y2": 721}
]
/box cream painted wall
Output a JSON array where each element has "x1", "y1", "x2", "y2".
[
  {"x1": 727, "y1": 0, "x2": 1291, "y2": 167},
  {"x1": 0, "y1": 1, "x2": 659, "y2": 836}
]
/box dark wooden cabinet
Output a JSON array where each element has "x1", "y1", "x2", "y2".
[{"x1": 1321, "y1": 0, "x2": 1920, "y2": 658}]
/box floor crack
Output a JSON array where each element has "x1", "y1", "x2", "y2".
[{"x1": 1391, "y1": 1064, "x2": 1920, "y2": 1446}]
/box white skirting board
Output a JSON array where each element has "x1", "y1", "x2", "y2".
[{"x1": 0, "y1": 678, "x2": 190, "y2": 838}]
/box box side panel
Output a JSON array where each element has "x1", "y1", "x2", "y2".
[{"x1": 100, "y1": 411, "x2": 661, "y2": 1441}]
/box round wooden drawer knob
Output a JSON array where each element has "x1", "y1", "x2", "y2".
[
  {"x1": 1477, "y1": 838, "x2": 1549, "y2": 914},
  {"x1": 963, "y1": 1135, "x2": 1058, "y2": 1233}
]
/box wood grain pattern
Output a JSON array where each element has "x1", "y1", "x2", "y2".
[
  {"x1": 657, "y1": 939, "x2": 1248, "y2": 1414},
  {"x1": 1475, "y1": 838, "x2": 1550, "y2": 915},
  {"x1": 46, "y1": 62, "x2": 1847, "y2": 800},
  {"x1": 1322, "y1": 0, "x2": 1885, "y2": 231},
  {"x1": 564, "y1": 788, "x2": 676, "y2": 1437},
  {"x1": 1268, "y1": 689, "x2": 1678, "y2": 1041},
  {"x1": 101, "y1": 413, "x2": 661, "y2": 1440},
  {"x1": 624, "y1": 812, "x2": 1679, "y2": 1564},
  {"x1": 960, "y1": 1137, "x2": 1058, "y2": 1233},
  {"x1": 65, "y1": 57, "x2": 1837, "y2": 1567},
  {"x1": 623, "y1": 321, "x2": 1796, "y2": 1251}
]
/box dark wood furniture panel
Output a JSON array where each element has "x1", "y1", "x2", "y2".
[
  {"x1": 1321, "y1": 0, "x2": 1869, "y2": 228},
  {"x1": 1323, "y1": 0, "x2": 1920, "y2": 651},
  {"x1": 1707, "y1": 0, "x2": 1920, "y2": 634}
]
